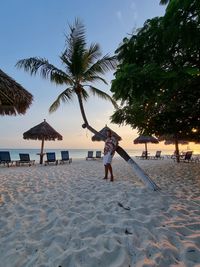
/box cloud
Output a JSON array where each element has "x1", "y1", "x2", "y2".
[
  {"x1": 116, "y1": 2, "x2": 138, "y2": 31},
  {"x1": 130, "y1": 1, "x2": 138, "y2": 21},
  {"x1": 116, "y1": 10, "x2": 123, "y2": 22},
  {"x1": 130, "y1": 1, "x2": 136, "y2": 10}
]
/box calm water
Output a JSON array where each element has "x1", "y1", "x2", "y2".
[{"x1": 0, "y1": 148, "x2": 175, "y2": 163}]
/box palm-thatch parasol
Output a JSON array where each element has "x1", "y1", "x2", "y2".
[
  {"x1": 91, "y1": 125, "x2": 122, "y2": 142},
  {"x1": 159, "y1": 135, "x2": 189, "y2": 162},
  {"x1": 0, "y1": 69, "x2": 33, "y2": 115},
  {"x1": 164, "y1": 140, "x2": 189, "y2": 145},
  {"x1": 134, "y1": 135, "x2": 159, "y2": 159},
  {"x1": 23, "y1": 119, "x2": 63, "y2": 164}
]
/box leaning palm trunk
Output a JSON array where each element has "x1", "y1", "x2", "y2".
[
  {"x1": 116, "y1": 146, "x2": 160, "y2": 190},
  {"x1": 77, "y1": 93, "x2": 160, "y2": 191}
]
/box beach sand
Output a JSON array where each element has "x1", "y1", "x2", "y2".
[{"x1": 0, "y1": 158, "x2": 200, "y2": 267}]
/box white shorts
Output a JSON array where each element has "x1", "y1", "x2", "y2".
[{"x1": 103, "y1": 152, "x2": 113, "y2": 165}]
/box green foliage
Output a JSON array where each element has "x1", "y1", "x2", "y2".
[
  {"x1": 160, "y1": 0, "x2": 170, "y2": 5},
  {"x1": 111, "y1": 0, "x2": 200, "y2": 142}
]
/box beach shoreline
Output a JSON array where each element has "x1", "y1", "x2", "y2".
[{"x1": 0, "y1": 158, "x2": 200, "y2": 266}]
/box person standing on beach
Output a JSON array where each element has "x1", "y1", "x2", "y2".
[{"x1": 103, "y1": 129, "x2": 118, "y2": 182}]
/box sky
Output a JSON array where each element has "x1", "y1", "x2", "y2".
[{"x1": 1, "y1": 0, "x2": 199, "y2": 152}]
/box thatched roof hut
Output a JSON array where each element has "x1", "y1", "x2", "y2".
[{"x1": 0, "y1": 69, "x2": 33, "y2": 115}]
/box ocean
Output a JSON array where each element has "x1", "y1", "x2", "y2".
[{"x1": 0, "y1": 148, "x2": 175, "y2": 162}]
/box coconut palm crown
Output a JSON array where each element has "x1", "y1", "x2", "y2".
[{"x1": 16, "y1": 18, "x2": 117, "y2": 136}]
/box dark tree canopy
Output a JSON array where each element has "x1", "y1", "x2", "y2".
[{"x1": 111, "y1": 0, "x2": 200, "y2": 143}]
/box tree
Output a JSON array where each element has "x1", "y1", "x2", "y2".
[
  {"x1": 16, "y1": 18, "x2": 160, "y2": 190},
  {"x1": 111, "y1": 0, "x2": 200, "y2": 162}
]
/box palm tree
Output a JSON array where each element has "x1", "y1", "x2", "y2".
[
  {"x1": 16, "y1": 19, "x2": 159, "y2": 190},
  {"x1": 17, "y1": 19, "x2": 115, "y2": 136}
]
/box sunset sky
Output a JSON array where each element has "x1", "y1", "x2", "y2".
[{"x1": 1, "y1": 0, "x2": 199, "y2": 153}]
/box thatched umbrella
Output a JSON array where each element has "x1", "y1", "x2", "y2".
[
  {"x1": 159, "y1": 134, "x2": 189, "y2": 162},
  {"x1": 23, "y1": 119, "x2": 63, "y2": 164},
  {"x1": 0, "y1": 69, "x2": 33, "y2": 115},
  {"x1": 164, "y1": 140, "x2": 189, "y2": 145},
  {"x1": 91, "y1": 125, "x2": 122, "y2": 142},
  {"x1": 134, "y1": 135, "x2": 159, "y2": 159}
]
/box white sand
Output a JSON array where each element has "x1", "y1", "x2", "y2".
[{"x1": 0, "y1": 158, "x2": 200, "y2": 267}]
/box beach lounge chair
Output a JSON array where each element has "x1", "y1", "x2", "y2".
[
  {"x1": 86, "y1": 151, "x2": 95, "y2": 160},
  {"x1": 170, "y1": 150, "x2": 178, "y2": 159},
  {"x1": 16, "y1": 153, "x2": 35, "y2": 166},
  {"x1": 95, "y1": 151, "x2": 102, "y2": 159},
  {"x1": 45, "y1": 152, "x2": 58, "y2": 165},
  {"x1": 150, "y1": 151, "x2": 164, "y2": 160},
  {"x1": 179, "y1": 151, "x2": 193, "y2": 163},
  {"x1": 136, "y1": 151, "x2": 149, "y2": 159},
  {"x1": 60, "y1": 151, "x2": 72, "y2": 164},
  {"x1": 0, "y1": 151, "x2": 15, "y2": 167}
]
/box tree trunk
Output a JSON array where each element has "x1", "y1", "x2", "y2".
[
  {"x1": 77, "y1": 92, "x2": 160, "y2": 191},
  {"x1": 175, "y1": 138, "x2": 180, "y2": 163},
  {"x1": 116, "y1": 146, "x2": 160, "y2": 190}
]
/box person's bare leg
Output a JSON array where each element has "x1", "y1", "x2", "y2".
[
  {"x1": 103, "y1": 165, "x2": 108, "y2": 179},
  {"x1": 108, "y1": 164, "x2": 114, "y2": 181}
]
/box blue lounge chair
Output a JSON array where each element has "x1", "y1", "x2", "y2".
[
  {"x1": 16, "y1": 153, "x2": 35, "y2": 166},
  {"x1": 0, "y1": 151, "x2": 15, "y2": 167},
  {"x1": 95, "y1": 151, "x2": 102, "y2": 159},
  {"x1": 172, "y1": 151, "x2": 193, "y2": 162},
  {"x1": 86, "y1": 151, "x2": 95, "y2": 160},
  {"x1": 60, "y1": 151, "x2": 72, "y2": 164},
  {"x1": 136, "y1": 151, "x2": 149, "y2": 159},
  {"x1": 179, "y1": 151, "x2": 193, "y2": 163},
  {"x1": 45, "y1": 152, "x2": 58, "y2": 165},
  {"x1": 150, "y1": 151, "x2": 164, "y2": 160}
]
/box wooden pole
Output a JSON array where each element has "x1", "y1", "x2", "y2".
[
  {"x1": 175, "y1": 139, "x2": 180, "y2": 163},
  {"x1": 40, "y1": 138, "x2": 45, "y2": 164},
  {"x1": 145, "y1": 143, "x2": 148, "y2": 159}
]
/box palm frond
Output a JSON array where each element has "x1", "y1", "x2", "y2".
[
  {"x1": 60, "y1": 50, "x2": 72, "y2": 69},
  {"x1": 67, "y1": 18, "x2": 86, "y2": 51},
  {"x1": 65, "y1": 18, "x2": 87, "y2": 76},
  {"x1": 16, "y1": 57, "x2": 73, "y2": 85},
  {"x1": 84, "y1": 43, "x2": 102, "y2": 67},
  {"x1": 89, "y1": 86, "x2": 118, "y2": 108},
  {"x1": 81, "y1": 88, "x2": 89, "y2": 101},
  {"x1": 84, "y1": 55, "x2": 117, "y2": 78},
  {"x1": 83, "y1": 76, "x2": 108, "y2": 84},
  {"x1": 49, "y1": 88, "x2": 74, "y2": 113}
]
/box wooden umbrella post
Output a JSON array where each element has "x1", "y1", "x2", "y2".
[
  {"x1": 145, "y1": 142, "x2": 148, "y2": 159},
  {"x1": 175, "y1": 138, "x2": 180, "y2": 163},
  {"x1": 40, "y1": 138, "x2": 45, "y2": 164}
]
